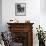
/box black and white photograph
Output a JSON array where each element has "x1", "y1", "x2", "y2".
[{"x1": 15, "y1": 3, "x2": 26, "y2": 16}]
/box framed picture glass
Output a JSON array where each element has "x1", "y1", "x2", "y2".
[{"x1": 15, "y1": 3, "x2": 26, "y2": 16}]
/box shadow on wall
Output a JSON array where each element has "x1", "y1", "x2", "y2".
[
  {"x1": 0, "y1": 0, "x2": 2, "y2": 32},
  {"x1": 40, "y1": 0, "x2": 46, "y2": 14}
]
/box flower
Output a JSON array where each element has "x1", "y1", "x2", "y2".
[{"x1": 36, "y1": 25, "x2": 45, "y2": 41}]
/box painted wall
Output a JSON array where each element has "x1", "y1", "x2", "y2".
[
  {"x1": 40, "y1": 0, "x2": 46, "y2": 31},
  {"x1": 2, "y1": 0, "x2": 40, "y2": 31},
  {"x1": 40, "y1": 0, "x2": 46, "y2": 14},
  {"x1": 2, "y1": 0, "x2": 40, "y2": 46},
  {"x1": 2, "y1": 0, "x2": 46, "y2": 46},
  {"x1": 0, "y1": 0, "x2": 2, "y2": 32}
]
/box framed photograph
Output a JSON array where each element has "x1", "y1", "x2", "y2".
[{"x1": 15, "y1": 3, "x2": 26, "y2": 16}]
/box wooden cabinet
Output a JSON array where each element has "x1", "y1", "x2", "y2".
[{"x1": 7, "y1": 23, "x2": 34, "y2": 46}]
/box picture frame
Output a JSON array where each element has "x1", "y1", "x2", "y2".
[{"x1": 15, "y1": 3, "x2": 26, "y2": 16}]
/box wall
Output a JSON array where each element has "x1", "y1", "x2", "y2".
[
  {"x1": 0, "y1": 0, "x2": 2, "y2": 32},
  {"x1": 2, "y1": 0, "x2": 46, "y2": 46},
  {"x1": 40, "y1": 0, "x2": 46, "y2": 31},
  {"x1": 2, "y1": 0, "x2": 40, "y2": 46},
  {"x1": 40, "y1": 0, "x2": 46, "y2": 14},
  {"x1": 2, "y1": 0, "x2": 40, "y2": 30}
]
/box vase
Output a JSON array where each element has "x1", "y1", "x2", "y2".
[{"x1": 39, "y1": 40, "x2": 45, "y2": 46}]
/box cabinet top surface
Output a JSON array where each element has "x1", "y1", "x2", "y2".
[{"x1": 7, "y1": 23, "x2": 34, "y2": 25}]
